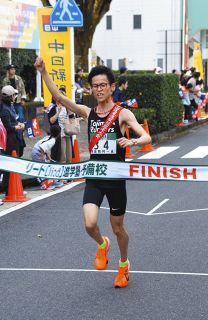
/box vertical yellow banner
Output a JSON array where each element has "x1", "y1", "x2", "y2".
[
  {"x1": 37, "y1": 8, "x2": 72, "y2": 107},
  {"x1": 193, "y1": 42, "x2": 204, "y2": 80}
]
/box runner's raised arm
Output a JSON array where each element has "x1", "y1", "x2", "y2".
[{"x1": 34, "y1": 57, "x2": 90, "y2": 119}]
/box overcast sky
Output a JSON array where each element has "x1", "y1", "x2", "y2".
[
  {"x1": 12, "y1": 0, "x2": 57, "y2": 6},
  {"x1": 12, "y1": 0, "x2": 43, "y2": 6}
]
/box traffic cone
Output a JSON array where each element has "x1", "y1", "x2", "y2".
[
  {"x1": 176, "y1": 122, "x2": 184, "y2": 126},
  {"x1": 197, "y1": 104, "x2": 202, "y2": 119},
  {"x1": 71, "y1": 137, "x2": 80, "y2": 163},
  {"x1": 138, "y1": 119, "x2": 154, "y2": 152},
  {"x1": 125, "y1": 126, "x2": 135, "y2": 158},
  {"x1": 3, "y1": 150, "x2": 31, "y2": 202}
]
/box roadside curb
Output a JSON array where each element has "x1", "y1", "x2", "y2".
[{"x1": 152, "y1": 118, "x2": 208, "y2": 144}]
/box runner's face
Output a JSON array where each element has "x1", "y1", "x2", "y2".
[{"x1": 91, "y1": 75, "x2": 115, "y2": 102}]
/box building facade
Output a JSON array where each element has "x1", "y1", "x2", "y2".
[
  {"x1": 188, "y1": 0, "x2": 208, "y2": 86},
  {"x1": 92, "y1": 0, "x2": 182, "y2": 72}
]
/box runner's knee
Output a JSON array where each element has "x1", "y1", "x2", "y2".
[
  {"x1": 83, "y1": 203, "x2": 99, "y2": 231},
  {"x1": 111, "y1": 224, "x2": 125, "y2": 236}
]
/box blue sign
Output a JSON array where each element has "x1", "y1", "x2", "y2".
[{"x1": 50, "y1": 0, "x2": 83, "y2": 27}]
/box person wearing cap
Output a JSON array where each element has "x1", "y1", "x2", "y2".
[
  {"x1": 0, "y1": 85, "x2": 25, "y2": 193},
  {"x1": 2, "y1": 64, "x2": 26, "y2": 122}
]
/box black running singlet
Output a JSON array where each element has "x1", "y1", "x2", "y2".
[{"x1": 88, "y1": 108, "x2": 125, "y2": 161}]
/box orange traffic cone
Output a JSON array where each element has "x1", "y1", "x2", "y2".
[
  {"x1": 125, "y1": 126, "x2": 135, "y2": 158},
  {"x1": 71, "y1": 137, "x2": 80, "y2": 163},
  {"x1": 176, "y1": 121, "x2": 184, "y2": 127},
  {"x1": 138, "y1": 119, "x2": 154, "y2": 152},
  {"x1": 3, "y1": 150, "x2": 31, "y2": 202},
  {"x1": 197, "y1": 104, "x2": 202, "y2": 119}
]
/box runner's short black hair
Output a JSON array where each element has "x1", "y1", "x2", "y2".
[{"x1": 88, "y1": 66, "x2": 115, "y2": 85}]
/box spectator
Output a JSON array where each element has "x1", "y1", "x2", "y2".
[
  {"x1": 112, "y1": 76, "x2": 128, "y2": 103},
  {"x1": 47, "y1": 94, "x2": 62, "y2": 162},
  {"x1": 154, "y1": 67, "x2": 163, "y2": 74},
  {"x1": 119, "y1": 66, "x2": 127, "y2": 75},
  {"x1": 31, "y1": 125, "x2": 63, "y2": 190},
  {"x1": 76, "y1": 68, "x2": 84, "y2": 88},
  {"x1": 75, "y1": 73, "x2": 84, "y2": 104},
  {"x1": 0, "y1": 120, "x2": 6, "y2": 191},
  {"x1": 76, "y1": 68, "x2": 90, "y2": 95},
  {"x1": 2, "y1": 64, "x2": 26, "y2": 123},
  {"x1": 47, "y1": 89, "x2": 74, "y2": 163},
  {"x1": 57, "y1": 101, "x2": 73, "y2": 163},
  {"x1": 0, "y1": 120, "x2": 6, "y2": 152},
  {"x1": 32, "y1": 125, "x2": 60, "y2": 162},
  {"x1": 194, "y1": 79, "x2": 204, "y2": 104},
  {"x1": 189, "y1": 67, "x2": 196, "y2": 76},
  {"x1": 187, "y1": 71, "x2": 200, "y2": 120},
  {"x1": 179, "y1": 80, "x2": 193, "y2": 122},
  {"x1": 0, "y1": 85, "x2": 25, "y2": 193}
]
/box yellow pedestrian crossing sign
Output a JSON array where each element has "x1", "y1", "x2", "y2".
[{"x1": 51, "y1": 0, "x2": 83, "y2": 27}]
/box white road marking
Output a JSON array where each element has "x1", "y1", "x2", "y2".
[
  {"x1": 182, "y1": 146, "x2": 208, "y2": 158},
  {"x1": 138, "y1": 146, "x2": 179, "y2": 159},
  {"x1": 0, "y1": 268, "x2": 208, "y2": 277},
  {"x1": 0, "y1": 181, "x2": 83, "y2": 218},
  {"x1": 101, "y1": 206, "x2": 208, "y2": 216},
  {"x1": 146, "y1": 199, "x2": 169, "y2": 215},
  {"x1": 153, "y1": 207, "x2": 208, "y2": 216}
]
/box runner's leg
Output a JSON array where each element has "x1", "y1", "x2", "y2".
[
  {"x1": 83, "y1": 203, "x2": 103, "y2": 245},
  {"x1": 110, "y1": 214, "x2": 129, "y2": 262}
]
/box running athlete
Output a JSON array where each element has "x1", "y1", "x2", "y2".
[{"x1": 34, "y1": 57, "x2": 151, "y2": 288}]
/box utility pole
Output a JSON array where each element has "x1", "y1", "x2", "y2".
[{"x1": 165, "y1": 30, "x2": 168, "y2": 73}]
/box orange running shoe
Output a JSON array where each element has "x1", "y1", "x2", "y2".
[
  {"x1": 94, "y1": 237, "x2": 110, "y2": 270},
  {"x1": 114, "y1": 262, "x2": 130, "y2": 288}
]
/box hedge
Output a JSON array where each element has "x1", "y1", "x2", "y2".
[{"x1": 122, "y1": 73, "x2": 183, "y2": 134}]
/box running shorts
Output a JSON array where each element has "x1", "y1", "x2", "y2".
[{"x1": 82, "y1": 180, "x2": 127, "y2": 216}]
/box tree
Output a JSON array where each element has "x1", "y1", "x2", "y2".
[
  {"x1": 74, "y1": 0, "x2": 112, "y2": 70},
  {"x1": 41, "y1": 0, "x2": 51, "y2": 6},
  {"x1": 41, "y1": 0, "x2": 112, "y2": 70},
  {"x1": 0, "y1": 48, "x2": 37, "y2": 98}
]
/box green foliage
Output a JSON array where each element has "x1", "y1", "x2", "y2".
[
  {"x1": 0, "y1": 48, "x2": 10, "y2": 83},
  {"x1": 130, "y1": 108, "x2": 157, "y2": 135},
  {"x1": 0, "y1": 48, "x2": 37, "y2": 99},
  {"x1": 122, "y1": 73, "x2": 183, "y2": 134}
]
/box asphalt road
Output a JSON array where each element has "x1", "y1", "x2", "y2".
[{"x1": 1, "y1": 125, "x2": 208, "y2": 320}]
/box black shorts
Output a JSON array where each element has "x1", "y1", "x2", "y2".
[{"x1": 83, "y1": 180, "x2": 127, "y2": 216}]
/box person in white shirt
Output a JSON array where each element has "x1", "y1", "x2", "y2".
[
  {"x1": 32, "y1": 125, "x2": 60, "y2": 162},
  {"x1": 32, "y1": 125, "x2": 63, "y2": 190}
]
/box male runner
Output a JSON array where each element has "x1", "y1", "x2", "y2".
[{"x1": 35, "y1": 57, "x2": 151, "y2": 288}]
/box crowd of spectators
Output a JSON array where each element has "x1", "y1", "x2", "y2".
[
  {"x1": 0, "y1": 65, "x2": 76, "y2": 193},
  {"x1": 178, "y1": 67, "x2": 205, "y2": 123}
]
